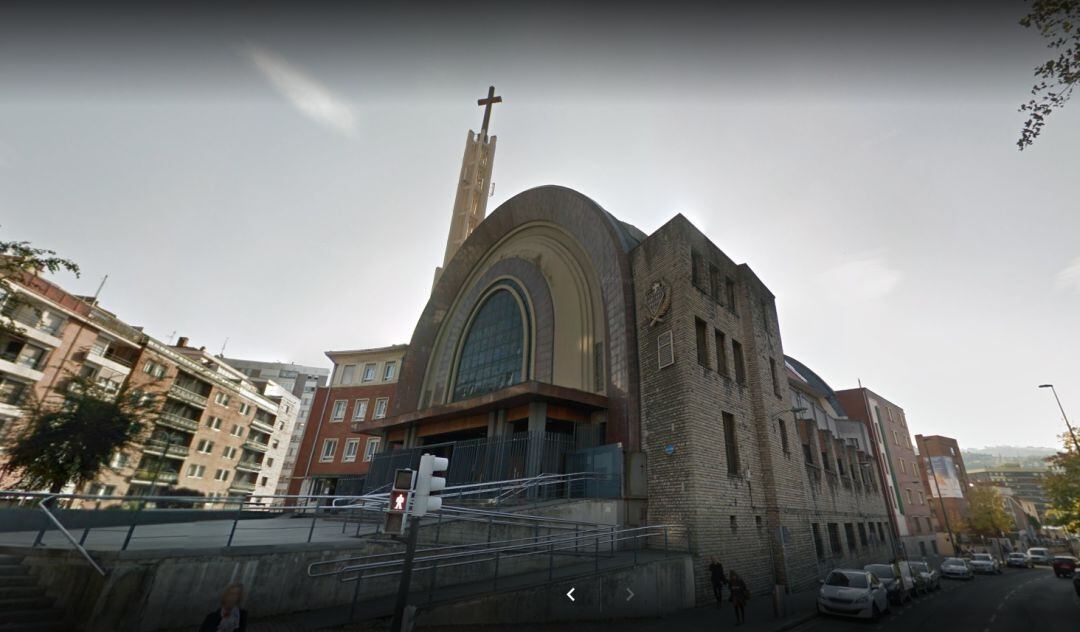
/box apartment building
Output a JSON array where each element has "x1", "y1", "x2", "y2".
[
  {"x1": 0, "y1": 272, "x2": 295, "y2": 506},
  {"x1": 836, "y1": 387, "x2": 938, "y2": 559},
  {"x1": 223, "y1": 359, "x2": 327, "y2": 497},
  {"x1": 968, "y1": 466, "x2": 1051, "y2": 519},
  {"x1": 915, "y1": 434, "x2": 971, "y2": 553},
  {"x1": 286, "y1": 345, "x2": 406, "y2": 498}
]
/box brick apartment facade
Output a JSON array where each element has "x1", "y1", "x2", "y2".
[
  {"x1": 0, "y1": 273, "x2": 297, "y2": 505},
  {"x1": 836, "y1": 387, "x2": 938, "y2": 559},
  {"x1": 286, "y1": 345, "x2": 405, "y2": 498},
  {"x1": 915, "y1": 434, "x2": 971, "y2": 553}
]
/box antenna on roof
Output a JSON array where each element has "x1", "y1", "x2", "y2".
[
  {"x1": 219, "y1": 337, "x2": 230, "y2": 358},
  {"x1": 91, "y1": 274, "x2": 109, "y2": 304}
]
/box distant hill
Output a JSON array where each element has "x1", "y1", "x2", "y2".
[{"x1": 962, "y1": 446, "x2": 1058, "y2": 470}]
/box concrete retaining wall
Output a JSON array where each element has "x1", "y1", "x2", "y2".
[{"x1": 416, "y1": 554, "x2": 695, "y2": 626}]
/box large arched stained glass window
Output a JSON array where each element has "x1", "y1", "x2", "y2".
[{"x1": 452, "y1": 286, "x2": 529, "y2": 401}]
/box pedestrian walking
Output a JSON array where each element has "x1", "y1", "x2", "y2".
[
  {"x1": 708, "y1": 558, "x2": 726, "y2": 608},
  {"x1": 728, "y1": 570, "x2": 749, "y2": 625}
]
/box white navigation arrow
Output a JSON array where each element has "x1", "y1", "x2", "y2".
[
  {"x1": 625, "y1": 587, "x2": 635, "y2": 602},
  {"x1": 566, "y1": 587, "x2": 576, "y2": 602}
]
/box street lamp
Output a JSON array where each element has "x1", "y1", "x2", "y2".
[{"x1": 1038, "y1": 384, "x2": 1080, "y2": 452}]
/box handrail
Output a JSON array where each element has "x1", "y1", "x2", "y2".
[{"x1": 36, "y1": 495, "x2": 106, "y2": 576}]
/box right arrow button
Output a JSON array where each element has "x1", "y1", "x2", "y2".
[{"x1": 625, "y1": 587, "x2": 635, "y2": 602}]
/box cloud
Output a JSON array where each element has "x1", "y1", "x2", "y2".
[
  {"x1": 243, "y1": 44, "x2": 357, "y2": 137},
  {"x1": 1054, "y1": 257, "x2": 1080, "y2": 293},
  {"x1": 821, "y1": 254, "x2": 903, "y2": 301}
]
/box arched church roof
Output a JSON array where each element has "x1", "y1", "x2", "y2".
[{"x1": 784, "y1": 354, "x2": 848, "y2": 418}]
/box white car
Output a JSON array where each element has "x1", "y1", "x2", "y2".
[
  {"x1": 818, "y1": 569, "x2": 891, "y2": 620},
  {"x1": 1027, "y1": 547, "x2": 1052, "y2": 565},
  {"x1": 940, "y1": 557, "x2": 974, "y2": 580},
  {"x1": 969, "y1": 553, "x2": 1002, "y2": 575},
  {"x1": 1006, "y1": 552, "x2": 1032, "y2": 568}
]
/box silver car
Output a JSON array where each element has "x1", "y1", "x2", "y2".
[
  {"x1": 818, "y1": 569, "x2": 891, "y2": 620},
  {"x1": 1006, "y1": 552, "x2": 1032, "y2": 568},
  {"x1": 970, "y1": 553, "x2": 1002, "y2": 575},
  {"x1": 1027, "y1": 547, "x2": 1052, "y2": 565},
  {"x1": 908, "y1": 561, "x2": 940, "y2": 591},
  {"x1": 940, "y1": 557, "x2": 974, "y2": 580}
]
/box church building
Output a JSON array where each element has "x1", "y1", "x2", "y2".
[{"x1": 353, "y1": 88, "x2": 890, "y2": 597}]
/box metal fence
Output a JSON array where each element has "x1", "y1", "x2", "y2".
[{"x1": 366, "y1": 427, "x2": 607, "y2": 495}]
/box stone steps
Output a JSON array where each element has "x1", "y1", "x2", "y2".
[{"x1": 0, "y1": 557, "x2": 67, "y2": 632}]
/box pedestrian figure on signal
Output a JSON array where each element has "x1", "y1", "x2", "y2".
[
  {"x1": 728, "y1": 570, "x2": 749, "y2": 625},
  {"x1": 708, "y1": 558, "x2": 726, "y2": 608}
]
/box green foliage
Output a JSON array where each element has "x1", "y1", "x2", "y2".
[
  {"x1": 0, "y1": 235, "x2": 80, "y2": 338},
  {"x1": 1, "y1": 375, "x2": 159, "y2": 493},
  {"x1": 964, "y1": 485, "x2": 1014, "y2": 537},
  {"x1": 1043, "y1": 439, "x2": 1080, "y2": 531},
  {"x1": 1018, "y1": 0, "x2": 1080, "y2": 149}
]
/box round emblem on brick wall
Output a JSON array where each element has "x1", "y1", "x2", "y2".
[{"x1": 644, "y1": 280, "x2": 671, "y2": 327}]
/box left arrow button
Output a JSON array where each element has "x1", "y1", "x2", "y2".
[{"x1": 566, "y1": 587, "x2": 576, "y2": 602}]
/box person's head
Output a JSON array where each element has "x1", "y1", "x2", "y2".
[
  {"x1": 729, "y1": 570, "x2": 739, "y2": 582},
  {"x1": 220, "y1": 583, "x2": 244, "y2": 610}
]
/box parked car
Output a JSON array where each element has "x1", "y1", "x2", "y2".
[
  {"x1": 1026, "y1": 547, "x2": 1052, "y2": 565},
  {"x1": 908, "y1": 561, "x2": 940, "y2": 592},
  {"x1": 1052, "y1": 555, "x2": 1078, "y2": 578},
  {"x1": 940, "y1": 557, "x2": 974, "y2": 580},
  {"x1": 970, "y1": 553, "x2": 1002, "y2": 575},
  {"x1": 817, "y1": 569, "x2": 891, "y2": 620},
  {"x1": 864, "y1": 563, "x2": 912, "y2": 604},
  {"x1": 1006, "y1": 552, "x2": 1032, "y2": 568}
]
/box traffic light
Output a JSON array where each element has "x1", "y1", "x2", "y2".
[
  {"x1": 412, "y1": 454, "x2": 448, "y2": 517},
  {"x1": 384, "y1": 468, "x2": 415, "y2": 535}
]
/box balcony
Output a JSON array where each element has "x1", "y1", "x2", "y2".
[
  {"x1": 243, "y1": 439, "x2": 269, "y2": 453},
  {"x1": 167, "y1": 384, "x2": 209, "y2": 409},
  {"x1": 235, "y1": 460, "x2": 262, "y2": 474},
  {"x1": 132, "y1": 469, "x2": 179, "y2": 485},
  {"x1": 249, "y1": 418, "x2": 275, "y2": 435},
  {"x1": 229, "y1": 481, "x2": 256, "y2": 493},
  {"x1": 84, "y1": 348, "x2": 134, "y2": 376},
  {"x1": 0, "y1": 357, "x2": 44, "y2": 383},
  {"x1": 157, "y1": 412, "x2": 200, "y2": 433},
  {"x1": 142, "y1": 439, "x2": 190, "y2": 459}
]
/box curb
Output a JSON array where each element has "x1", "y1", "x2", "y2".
[{"x1": 769, "y1": 612, "x2": 818, "y2": 632}]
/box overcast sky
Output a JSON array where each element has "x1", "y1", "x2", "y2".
[{"x1": 2, "y1": 2, "x2": 1077, "y2": 450}]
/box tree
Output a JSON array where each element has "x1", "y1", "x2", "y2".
[
  {"x1": 1043, "y1": 438, "x2": 1080, "y2": 531},
  {"x1": 1, "y1": 375, "x2": 159, "y2": 493},
  {"x1": 0, "y1": 236, "x2": 80, "y2": 338},
  {"x1": 964, "y1": 485, "x2": 1014, "y2": 537},
  {"x1": 1017, "y1": 1, "x2": 1080, "y2": 150}
]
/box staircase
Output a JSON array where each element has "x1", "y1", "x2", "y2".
[{"x1": 0, "y1": 554, "x2": 67, "y2": 631}]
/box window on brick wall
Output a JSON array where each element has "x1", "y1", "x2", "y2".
[
  {"x1": 690, "y1": 249, "x2": 704, "y2": 289},
  {"x1": 769, "y1": 358, "x2": 780, "y2": 396},
  {"x1": 694, "y1": 318, "x2": 709, "y2": 368},
  {"x1": 811, "y1": 523, "x2": 825, "y2": 559},
  {"x1": 731, "y1": 339, "x2": 746, "y2": 385},
  {"x1": 729, "y1": 515, "x2": 737, "y2": 532},
  {"x1": 803, "y1": 442, "x2": 814, "y2": 465},
  {"x1": 657, "y1": 331, "x2": 674, "y2": 369},
  {"x1": 845, "y1": 523, "x2": 858, "y2": 552},
  {"x1": 827, "y1": 523, "x2": 843, "y2": 555},
  {"x1": 722, "y1": 411, "x2": 740, "y2": 475},
  {"x1": 858, "y1": 523, "x2": 868, "y2": 546},
  {"x1": 709, "y1": 263, "x2": 722, "y2": 301},
  {"x1": 714, "y1": 330, "x2": 727, "y2": 376},
  {"x1": 837, "y1": 455, "x2": 846, "y2": 476},
  {"x1": 725, "y1": 277, "x2": 737, "y2": 312},
  {"x1": 777, "y1": 418, "x2": 790, "y2": 454}
]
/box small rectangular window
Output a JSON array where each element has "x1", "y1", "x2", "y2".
[
  {"x1": 362, "y1": 363, "x2": 377, "y2": 382},
  {"x1": 352, "y1": 399, "x2": 369, "y2": 422},
  {"x1": 709, "y1": 264, "x2": 722, "y2": 301},
  {"x1": 714, "y1": 330, "x2": 727, "y2": 376},
  {"x1": 383, "y1": 362, "x2": 396, "y2": 381},
  {"x1": 777, "y1": 418, "x2": 789, "y2": 454},
  {"x1": 657, "y1": 331, "x2": 674, "y2": 369},
  {"x1": 343, "y1": 438, "x2": 360, "y2": 463},
  {"x1": 341, "y1": 364, "x2": 356, "y2": 384},
  {"x1": 373, "y1": 397, "x2": 389, "y2": 419},
  {"x1": 722, "y1": 411, "x2": 739, "y2": 475},
  {"x1": 811, "y1": 523, "x2": 824, "y2": 559},
  {"x1": 828, "y1": 523, "x2": 842, "y2": 554},
  {"x1": 690, "y1": 249, "x2": 704, "y2": 289},
  {"x1": 363, "y1": 438, "x2": 381, "y2": 462},
  {"x1": 769, "y1": 358, "x2": 780, "y2": 396},
  {"x1": 694, "y1": 318, "x2": 709, "y2": 367},
  {"x1": 320, "y1": 439, "x2": 338, "y2": 462},
  {"x1": 845, "y1": 523, "x2": 858, "y2": 552},
  {"x1": 331, "y1": 400, "x2": 347, "y2": 421},
  {"x1": 731, "y1": 339, "x2": 746, "y2": 385},
  {"x1": 725, "y1": 277, "x2": 737, "y2": 311}
]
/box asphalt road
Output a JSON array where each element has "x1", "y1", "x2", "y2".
[{"x1": 793, "y1": 566, "x2": 1080, "y2": 632}]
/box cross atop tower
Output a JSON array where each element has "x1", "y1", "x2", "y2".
[{"x1": 478, "y1": 85, "x2": 502, "y2": 135}]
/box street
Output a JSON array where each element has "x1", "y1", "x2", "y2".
[{"x1": 795, "y1": 567, "x2": 1080, "y2": 632}]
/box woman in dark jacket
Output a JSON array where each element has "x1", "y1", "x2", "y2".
[
  {"x1": 708, "y1": 558, "x2": 726, "y2": 608},
  {"x1": 728, "y1": 571, "x2": 749, "y2": 625},
  {"x1": 199, "y1": 582, "x2": 247, "y2": 632}
]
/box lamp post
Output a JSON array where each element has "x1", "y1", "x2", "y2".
[{"x1": 1038, "y1": 384, "x2": 1080, "y2": 452}]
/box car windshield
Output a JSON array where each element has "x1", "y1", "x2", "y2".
[
  {"x1": 866, "y1": 564, "x2": 894, "y2": 578},
  {"x1": 825, "y1": 571, "x2": 869, "y2": 588},
  {"x1": 1054, "y1": 556, "x2": 1076, "y2": 562},
  {"x1": 973, "y1": 554, "x2": 992, "y2": 561},
  {"x1": 944, "y1": 558, "x2": 964, "y2": 565},
  {"x1": 1028, "y1": 549, "x2": 1047, "y2": 555}
]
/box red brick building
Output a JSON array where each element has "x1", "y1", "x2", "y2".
[{"x1": 286, "y1": 345, "x2": 406, "y2": 497}]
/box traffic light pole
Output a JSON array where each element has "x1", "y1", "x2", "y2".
[{"x1": 390, "y1": 515, "x2": 422, "y2": 632}]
